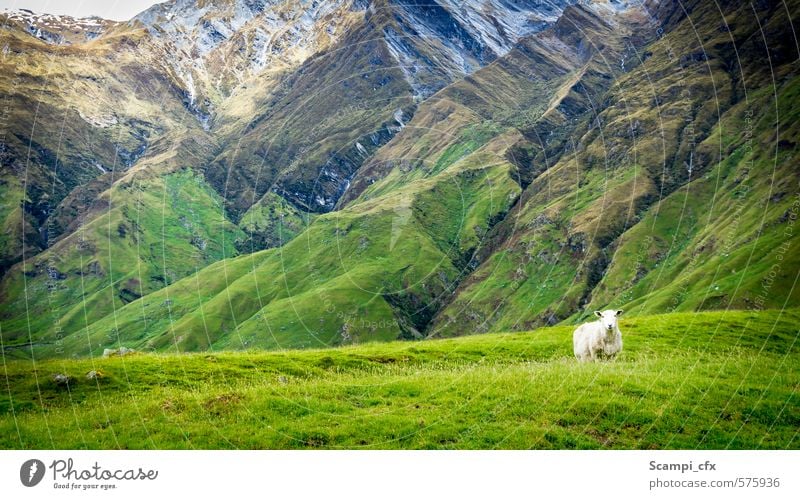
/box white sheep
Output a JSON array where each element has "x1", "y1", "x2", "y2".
[{"x1": 573, "y1": 309, "x2": 624, "y2": 362}]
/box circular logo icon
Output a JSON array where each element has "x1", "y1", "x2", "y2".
[{"x1": 20, "y1": 459, "x2": 45, "y2": 487}]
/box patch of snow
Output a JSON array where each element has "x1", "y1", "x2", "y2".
[
  {"x1": 581, "y1": 0, "x2": 633, "y2": 26},
  {"x1": 4, "y1": 8, "x2": 112, "y2": 44}
]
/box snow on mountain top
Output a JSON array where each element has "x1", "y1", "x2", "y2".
[
  {"x1": 3, "y1": 8, "x2": 111, "y2": 28},
  {"x1": 2, "y1": 8, "x2": 117, "y2": 45}
]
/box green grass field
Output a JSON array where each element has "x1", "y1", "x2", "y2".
[{"x1": 1, "y1": 308, "x2": 798, "y2": 449}]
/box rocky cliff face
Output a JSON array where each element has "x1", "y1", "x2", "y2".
[
  {"x1": 129, "y1": 0, "x2": 575, "y2": 112},
  {"x1": 191, "y1": 0, "x2": 578, "y2": 224},
  {"x1": 131, "y1": 0, "x2": 363, "y2": 122}
]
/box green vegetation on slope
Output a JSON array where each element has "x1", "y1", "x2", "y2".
[
  {"x1": 0, "y1": 21, "x2": 201, "y2": 273},
  {"x1": 590, "y1": 81, "x2": 800, "y2": 315},
  {"x1": 1, "y1": 0, "x2": 797, "y2": 362},
  {"x1": 1, "y1": 309, "x2": 797, "y2": 449},
  {"x1": 431, "y1": 0, "x2": 800, "y2": 335},
  {"x1": 39, "y1": 148, "x2": 521, "y2": 358},
  {"x1": 0, "y1": 167, "x2": 244, "y2": 353},
  {"x1": 236, "y1": 192, "x2": 315, "y2": 252}
]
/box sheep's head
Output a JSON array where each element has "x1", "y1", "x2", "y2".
[{"x1": 594, "y1": 309, "x2": 623, "y2": 331}]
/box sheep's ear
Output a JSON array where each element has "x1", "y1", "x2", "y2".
[
  {"x1": 616, "y1": 309, "x2": 624, "y2": 316},
  {"x1": 594, "y1": 311, "x2": 603, "y2": 317}
]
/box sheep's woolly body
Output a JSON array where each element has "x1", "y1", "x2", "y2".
[{"x1": 573, "y1": 310, "x2": 623, "y2": 361}]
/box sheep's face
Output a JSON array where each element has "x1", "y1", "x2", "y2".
[{"x1": 594, "y1": 309, "x2": 623, "y2": 331}]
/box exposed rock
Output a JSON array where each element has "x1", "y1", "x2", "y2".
[
  {"x1": 102, "y1": 347, "x2": 136, "y2": 358},
  {"x1": 340, "y1": 323, "x2": 353, "y2": 343}
]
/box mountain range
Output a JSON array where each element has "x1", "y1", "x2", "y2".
[{"x1": 0, "y1": 0, "x2": 797, "y2": 358}]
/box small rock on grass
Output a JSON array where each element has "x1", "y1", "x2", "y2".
[{"x1": 102, "y1": 347, "x2": 136, "y2": 358}]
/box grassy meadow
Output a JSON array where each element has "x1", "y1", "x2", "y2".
[{"x1": 1, "y1": 308, "x2": 797, "y2": 449}]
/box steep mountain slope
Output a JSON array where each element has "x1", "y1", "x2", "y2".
[
  {"x1": 0, "y1": 11, "x2": 204, "y2": 275},
  {"x1": 340, "y1": 1, "x2": 650, "y2": 206},
  {"x1": 202, "y1": 0, "x2": 576, "y2": 233},
  {"x1": 431, "y1": 0, "x2": 800, "y2": 335},
  {"x1": 131, "y1": 0, "x2": 368, "y2": 122},
  {"x1": 10, "y1": 0, "x2": 661, "y2": 358},
  {"x1": 0, "y1": 11, "x2": 255, "y2": 350},
  {"x1": 0, "y1": 0, "x2": 376, "y2": 334},
  {"x1": 0, "y1": 0, "x2": 797, "y2": 359},
  {"x1": 35, "y1": 131, "x2": 522, "y2": 357},
  {"x1": 0, "y1": 0, "x2": 582, "y2": 356}
]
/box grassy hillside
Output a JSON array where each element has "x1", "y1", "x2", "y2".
[
  {"x1": 0, "y1": 17, "x2": 248, "y2": 349},
  {"x1": 589, "y1": 81, "x2": 800, "y2": 316},
  {"x1": 431, "y1": 0, "x2": 800, "y2": 335},
  {"x1": 0, "y1": 0, "x2": 556, "y2": 355},
  {"x1": 1, "y1": 308, "x2": 797, "y2": 449},
  {"x1": 30, "y1": 138, "x2": 521, "y2": 358},
  {"x1": 1, "y1": 0, "x2": 797, "y2": 362},
  {"x1": 0, "y1": 164, "x2": 245, "y2": 352},
  {"x1": 0, "y1": 20, "x2": 197, "y2": 273}
]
